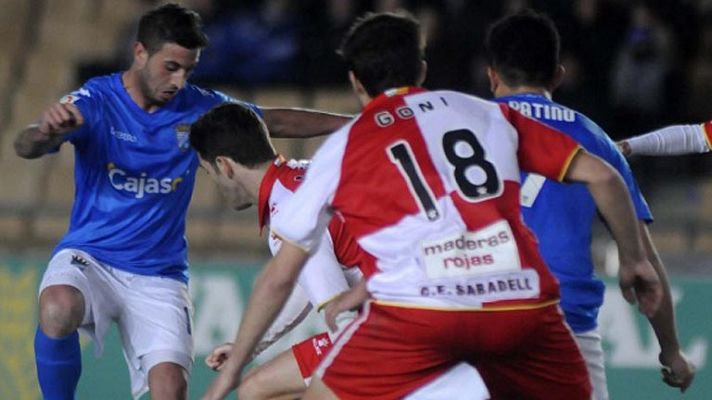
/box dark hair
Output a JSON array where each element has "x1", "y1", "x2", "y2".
[
  {"x1": 338, "y1": 12, "x2": 424, "y2": 97},
  {"x1": 137, "y1": 3, "x2": 209, "y2": 54},
  {"x1": 190, "y1": 103, "x2": 276, "y2": 168},
  {"x1": 485, "y1": 10, "x2": 560, "y2": 87}
]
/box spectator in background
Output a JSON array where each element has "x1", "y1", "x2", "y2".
[
  {"x1": 190, "y1": 0, "x2": 301, "y2": 86},
  {"x1": 556, "y1": 0, "x2": 627, "y2": 127},
  {"x1": 610, "y1": 3, "x2": 673, "y2": 139},
  {"x1": 686, "y1": 14, "x2": 712, "y2": 121},
  {"x1": 416, "y1": 1, "x2": 480, "y2": 91},
  {"x1": 298, "y1": 0, "x2": 359, "y2": 86}
]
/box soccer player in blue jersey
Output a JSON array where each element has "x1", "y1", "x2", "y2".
[
  {"x1": 13, "y1": 4, "x2": 349, "y2": 400},
  {"x1": 484, "y1": 11, "x2": 694, "y2": 398}
]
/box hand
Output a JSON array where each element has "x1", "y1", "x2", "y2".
[
  {"x1": 201, "y1": 359, "x2": 242, "y2": 400},
  {"x1": 617, "y1": 140, "x2": 632, "y2": 157},
  {"x1": 323, "y1": 281, "x2": 368, "y2": 332},
  {"x1": 659, "y1": 351, "x2": 695, "y2": 393},
  {"x1": 205, "y1": 343, "x2": 233, "y2": 371},
  {"x1": 618, "y1": 259, "x2": 662, "y2": 318},
  {"x1": 38, "y1": 102, "x2": 84, "y2": 136}
]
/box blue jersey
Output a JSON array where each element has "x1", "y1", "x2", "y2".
[
  {"x1": 495, "y1": 93, "x2": 652, "y2": 333},
  {"x1": 53, "y1": 73, "x2": 260, "y2": 282}
]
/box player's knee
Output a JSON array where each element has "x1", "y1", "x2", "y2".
[
  {"x1": 38, "y1": 285, "x2": 84, "y2": 337},
  {"x1": 148, "y1": 362, "x2": 187, "y2": 400}
]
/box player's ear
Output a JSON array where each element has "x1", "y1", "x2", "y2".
[
  {"x1": 133, "y1": 42, "x2": 149, "y2": 67},
  {"x1": 486, "y1": 67, "x2": 499, "y2": 94},
  {"x1": 349, "y1": 71, "x2": 370, "y2": 105},
  {"x1": 348, "y1": 71, "x2": 362, "y2": 95},
  {"x1": 550, "y1": 64, "x2": 566, "y2": 92},
  {"x1": 215, "y1": 156, "x2": 234, "y2": 179},
  {"x1": 417, "y1": 60, "x2": 427, "y2": 86}
]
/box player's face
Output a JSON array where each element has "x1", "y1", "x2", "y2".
[
  {"x1": 139, "y1": 42, "x2": 200, "y2": 105},
  {"x1": 199, "y1": 157, "x2": 253, "y2": 211}
]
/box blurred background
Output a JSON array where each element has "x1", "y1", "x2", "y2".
[{"x1": 0, "y1": 0, "x2": 711, "y2": 399}]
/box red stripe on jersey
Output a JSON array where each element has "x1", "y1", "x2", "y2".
[
  {"x1": 332, "y1": 91, "x2": 446, "y2": 239},
  {"x1": 258, "y1": 155, "x2": 291, "y2": 231},
  {"x1": 498, "y1": 103, "x2": 580, "y2": 182},
  {"x1": 259, "y1": 157, "x2": 368, "y2": 273},
  {"x1": 328, "y1": 212, "x2": 378, "y2": 277},
  {"x1": 703, "y1": 121, "x2": 712, "y2": 149}
]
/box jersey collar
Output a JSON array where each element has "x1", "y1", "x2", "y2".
[
  {"x1": 257, "y1": 155, "x2": 287, "y2": 234},
  {"x1": 495, "y1": 92, "x2": 550, "y2": 102},
  {"x1": 363, "y1": 86, "x2": 427, "y2": 113}
]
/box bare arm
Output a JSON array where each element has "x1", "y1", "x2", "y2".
[
  {"x1": 323, "y1": 279, "x2": 368, "y2": 333},
  {"x1": 639, "y1": 223, "x2": 695, "y2": 392},
  {"x1": 261, "y1": 108, "x2": 352, "y2": 138},
  {"x1": 14, "y1": 102, "x2": 84, "y2": 159},
  {"x1": 564, "y1": 150, "x2": 662, "y2": 317},
  {"x1": 201, "y1": 242, "x2": 309, "y2": 400}
]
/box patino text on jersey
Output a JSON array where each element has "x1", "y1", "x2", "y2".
[{"x1": 507, "y1": 100, "x2": 575, "y2": 122}]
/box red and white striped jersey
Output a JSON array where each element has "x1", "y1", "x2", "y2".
[
  {"x1": 258, "y1": 157, "x2": 364, "y2": 308},
  {"x1": 272, "y1": 88, "x2": 581, "y2": 310}
]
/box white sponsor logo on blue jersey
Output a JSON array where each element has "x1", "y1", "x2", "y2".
[
  {"x1": 110, "y1": 126, "x2": 138, "y2": 143},
  {"x1": 107, "y1": 162, "x2": 183, "y2": 198}
]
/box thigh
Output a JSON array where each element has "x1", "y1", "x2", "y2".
[
  {"x1": 317, "y1": 303, "x2": 456, "y2": 400},
  {"x1": 303, "y1": 376, "x2": 338, "y2": 400},
  {"x1": 39, "y1": 249, "x2": 120, "y2": 352},
  {"x1": 117, "y1": 274, "x2": 193, "y2": 398},
  {"x1": 39, "y1": 250, "x2": 94, "y2": 327}
]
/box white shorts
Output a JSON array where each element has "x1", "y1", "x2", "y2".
[
  {"x1": 575, "y1": 328, "x2": 608, "y2": 400},
  {"x1": 405, "y1": 363, "x2": 490, "y2": 400},
  {"x1": 39, "y1": 249, "x2": 193, "y2": 400}
]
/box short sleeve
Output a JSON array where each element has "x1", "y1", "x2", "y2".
[
  {"x1": 271, "y1": 127, "x2": 350, "y2": 252},
  {"x1": 211, "y1": 89, "x2": 264, "y2": 117},
  {"x1": 295, "y1": 229, "x2": 351, "y2": 308},
  {"x1": 56, "y1": 87, "x2": 98, "y2": 150}
]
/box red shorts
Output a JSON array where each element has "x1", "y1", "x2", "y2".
[
  {"x1": 317, "y1": 301, "x2": 591, "y2": 400},
  {"x1": 291, "y1": 332, "x2": 333, "y2": 379}
]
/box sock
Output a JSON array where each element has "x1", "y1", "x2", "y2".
[{"x1": 34, "y1": 327, "x2": 82, "y2": 400}]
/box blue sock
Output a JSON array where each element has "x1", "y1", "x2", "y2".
[{"x1": 34, "y1": 327, "x2": 82, "y2": 400}]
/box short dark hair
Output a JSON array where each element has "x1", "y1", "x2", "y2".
[
  {"x1": 137, "y1": 3, "x2": 209, "y2": 54},
  {"x1": 338, "y1": 12, "x2": 424, "y2": 97},
  {"x1": 485, "y1": 10, "x2": 560, "y2": 88},
  {"x1": 190, "y1": 103, "x2": 276, "y2": 168}
]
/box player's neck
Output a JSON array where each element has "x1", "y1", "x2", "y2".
[
  {"x1": 121, "y1": 70, "x2": 162, "y2": 113},
  {"x1": 495, "y1": 84, "x2": 552, "y2": 100},
  {"x1": 243, "y1": 161, "x2": 272, "y2": 202}
]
